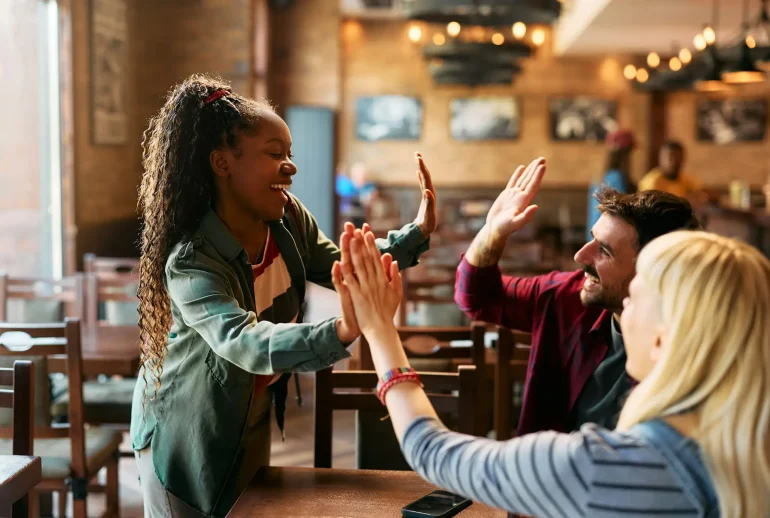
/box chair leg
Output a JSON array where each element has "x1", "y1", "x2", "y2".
[
  {"x1": 58, "y1": 491, "x2": 67, "y2": 518},
  {"x1": 71, "y1": 498, "x2": 86, "y2": 518},
  {"x1": 10, "y1": 494, "x2": 28, "y2": 518},
  {"x1": 106, "y1": 454, "x2": 120, "y2": 517}
]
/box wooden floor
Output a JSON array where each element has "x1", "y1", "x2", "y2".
[{"x1": 65, "y1": 284, "x2": 357, "y2": 517}]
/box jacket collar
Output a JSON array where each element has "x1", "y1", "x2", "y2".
[{"x1": 198, "y1": 209, "x2": 247, "y2": 264}]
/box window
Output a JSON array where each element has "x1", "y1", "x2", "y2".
[{"x1": 0, "y1": 0, "x2": 62, "y2": 277}]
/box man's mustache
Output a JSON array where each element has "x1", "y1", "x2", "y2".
[{"x1": 582, "y1": 265, "x2": 599, "y2": 279}]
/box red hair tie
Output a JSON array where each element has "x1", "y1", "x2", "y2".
[{"x1": 204, "y1": 89, "x2": 229, "y2": 105}]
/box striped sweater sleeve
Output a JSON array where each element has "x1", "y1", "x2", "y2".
[
  {"x1": 401, "y1": 417, "x2": 592, "y2": 517},
  {"x1": 401, "y1": 418, "x2": 702, "y2": 518}
]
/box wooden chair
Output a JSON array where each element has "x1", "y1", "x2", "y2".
[
  {"x1": 398, "y1": 271, "x2": 462, "y2": 326},
  {"x1": 494, "y1": 327, "x2": 531, "y2": 441},
  {"x1": 314, "y1": 365, "x2": 478, "y2": 469},
  {"x1": 56, "y1": 271, "x2": 140, "y2": 430},
  {"x1": 0, "y1": 274, "x2": 85, "y2": 324},
  {"x1": 0, "y1": 320, "x2": 122, "y2": 518},
  {"x1": 83, "y1": 254, "x2": 138, "y2": 276},
  {"x1": 0, "y1": 360, "x2": 35, "y2": 518},
  {"x1": 84, "y1": 272, "x2": 139, "y2": 331}
]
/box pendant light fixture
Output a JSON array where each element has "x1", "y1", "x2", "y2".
[
  {"x1": 695, "y1": 0, "x2": 730, "y2": 91},
  {"x1": 722, "y1": 0, "x2": 766, "y2": 83},
  {"x1": 752, "y1": 0, "x2": 770, "y2": 71},
  {"x1": 695, "y1": 46, "x2": 731, "y2": 91}
]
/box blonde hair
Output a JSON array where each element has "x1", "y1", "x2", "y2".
[{"x1": 617, "y1": 231, "x2": 770, "y2": 517}]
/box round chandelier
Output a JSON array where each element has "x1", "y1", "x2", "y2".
[{"x1": 402, "y1": 0, "x2": 561, "y2": 26}]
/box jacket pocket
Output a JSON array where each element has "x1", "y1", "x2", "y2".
[{"x1": 204, "y1": 349, "x2": 252, "y2": 388}]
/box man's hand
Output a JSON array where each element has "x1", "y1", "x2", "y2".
[
  {"x1": 465, "y1": 158, "x2": 546, "y2": 268},
  {"x1": 412, "y1": 153, "x2": 437, "y2": 238}
]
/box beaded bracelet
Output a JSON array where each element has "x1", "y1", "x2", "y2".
[{"x1": 376, "y1": 367, "x2": 423, "y2": 405}]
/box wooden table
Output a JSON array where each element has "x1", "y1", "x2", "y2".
[
  {"x1": 228, "y1": 467, "x2": 506, "y2": 517},
  {"x1": 0, "y1": 455, "x2": 41, "y2": 509},
  {"x1": 48, "y1": 325, "x2": 140, "y2": 376}
]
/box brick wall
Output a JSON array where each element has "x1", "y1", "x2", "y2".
[
  {"x1": 339, "y1": 21, "x2": 649, "y2": 187},
  {"x1": 269, "y1": 0, "x2": 341, "y2": 112},
  {"x1": 71, "y1": 0, "x2": 140, "y2": 263},
  {"x1": 70, "y1": 0, "x2": 254, "y2": 263},
  {"x1": 665, "y1": 86, "x2": 770, "y2": 187}
]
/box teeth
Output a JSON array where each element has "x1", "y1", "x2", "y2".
[{"x1": 270, "y1": 184, "x2": 291, "y2": 190}]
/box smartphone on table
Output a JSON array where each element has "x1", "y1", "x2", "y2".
[{"x1": 402, "y1": 490, "x2": 473, "y2": 517}]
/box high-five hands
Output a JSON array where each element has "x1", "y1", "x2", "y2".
[{"x1": 332, "y1": 229, "x2": 402, "y2": 336}]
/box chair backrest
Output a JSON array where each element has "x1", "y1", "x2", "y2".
[
  {"x1": 0, "y1": 360, "x2": 35, "y2": 456},
  {"x1": 0, "y1": 360, "x2": 35, "y2": 518},
  {"x1": 314, "y1": 365, "x2": 478, "y2": 468},
  {"x1": 0, "y1": 273, "x2": 85, "y2": 323},
  {"x1": 0, "y1": 320, "x2": 88, "y2": 479},
  {"x1": 83, "y1": 254, "x2": 139, "y2": 275},
  {"x1": 494, "y1": 327, "x2": 530, "y2": 441},
  {"x1": 359, "y1": 322, "x2": 486, "y2": 371},
  {"x1": 84, "y1": 272, "x2": 139, "y2": 329}
]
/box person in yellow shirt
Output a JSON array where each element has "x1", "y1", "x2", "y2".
[{"x1": 639, "y1": 141, "x2": 706, "y2": 205}]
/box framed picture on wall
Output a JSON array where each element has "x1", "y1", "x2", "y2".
[
  {"x1": 355, "y1": 96, "x2": 422, "y2": 142},
  {"x1": 91, "y1": 0, "x2": 129, "y2": 145},
  {"x1": 549, "y1": 97, "x2": 618, "y2": 142},
  {"x1": 696, "y1": 98, "x2": 768, "y2": 144},
  {"x1": 450, "y1": 97, "x2": 520, "y2": 140}
]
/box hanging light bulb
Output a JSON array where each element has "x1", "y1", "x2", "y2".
[
  {"x1": 447, "y1": 21, "x2": 461, "y2": 37},
  {"x1": 623, "y1": 64, "x2": 637, "y2": 80},
  {"x1": 636, "y1": 68, "x2": 649, "y2": 83},
  {"x1": 647, "y1": 52, "x2": 660, "y2": 68},
  {"x1": 408, "y1": 25, "x2": 423, "y2": 43},
  {"x1": 679, "y1": 48, "x2": 693, "y2": 64},
  {"x1": 492, "y1": 33, "x2": 505, "y2": 46},
  {"x1": 723, "y1": 0, "x2": 767, "y2": 84},
  {"x1": 670, "y1": 57, "x2": 682, "y2": 71},
  {"x1": 433, "y1": 33, "x2": 446, "y2": 46},
  {"x1": 532, "y1": 28, "x2": 546, "y2": 46},
  {"x1": 512, "y1": 22, "x2": 527, "y2": 39},
  {"x1": 747, "y1": 34, "x2": 757, "y2": 48},
  {"x1": 694, "y1": 34, "x2": 707, "y2": 50},
  {"x1": 703, "y1": 25, "x2": 716, "y2": 44}
]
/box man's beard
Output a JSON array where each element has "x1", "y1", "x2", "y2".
[{"x1": 579, "y1": 265, "x2": 625, "y2": 310}]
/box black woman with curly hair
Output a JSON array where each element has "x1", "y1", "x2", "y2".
[{"x1": 130, "y1": 74, "x2": 437, "y2": 517}]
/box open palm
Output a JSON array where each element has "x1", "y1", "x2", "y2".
[{"x1": 486, "y1": 158, "x2": 546, "y2": 239}]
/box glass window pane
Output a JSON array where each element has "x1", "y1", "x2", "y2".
[{"x1": 0, "y1": 0, "x2": 61, "y2": 277}]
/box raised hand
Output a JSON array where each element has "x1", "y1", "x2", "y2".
[
  {"x1": 412, "y1": 153, "x2": 438, "y2": 238},
  {"x1": 332, "y1": 231, "x2": 402, "y2": 335},
  {"x1": 486, "y1": 157, "x2": 546, "y2": 241},
  {"x1": 465, "y1": 158, "x2": 546, "y2": 268}
]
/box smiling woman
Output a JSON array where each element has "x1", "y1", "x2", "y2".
[{"x1": 130, "y1": 74, "x2": 438, "y2": 517}]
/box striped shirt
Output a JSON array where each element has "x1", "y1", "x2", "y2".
[
  {"x1": 401, "y1": 417, "x2": 719, "y2": 517},
  {"x1": 251, "y1": 229, "x2": 298, "y2": 394}
]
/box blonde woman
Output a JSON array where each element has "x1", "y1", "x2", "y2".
[{"x1": 332, "y1": 228, "x2": 770, "y2": 517}]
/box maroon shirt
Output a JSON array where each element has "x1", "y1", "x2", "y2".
[{"x1": 454, "y1": 256, "x2": 613, "y2": 435}]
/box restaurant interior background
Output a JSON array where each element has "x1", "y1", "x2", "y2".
[
  {"x1": 3, "y1": 0, "x2": 770, "y2": 281},
  {"x1": 1, "y1": 0, "x2": 770, "y2": 514}
]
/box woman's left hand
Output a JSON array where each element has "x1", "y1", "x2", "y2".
[
  {"x1": 332, "y1": 230, "x2": 403, "y2": 335},
  {"x1": 412, "y1": 153, "x2": 437, "y2": 238}
]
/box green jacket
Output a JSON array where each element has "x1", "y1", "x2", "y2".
[{"x1": 130, "y1": 194, "x2": 429, "y2": 516}]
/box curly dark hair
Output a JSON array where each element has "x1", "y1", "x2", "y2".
[{"x1": 137, "y1": 74, "x2": 274, "y2": 405}]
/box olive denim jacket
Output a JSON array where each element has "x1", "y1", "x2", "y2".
[{"x1": 130, "y1": 194, "x2": 429, "y2": 516}]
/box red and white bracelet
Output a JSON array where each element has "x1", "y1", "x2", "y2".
[{"x1": 376, "y1": 367, "x2": 423, "y2": 405}]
